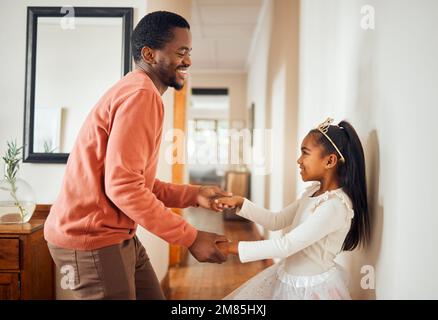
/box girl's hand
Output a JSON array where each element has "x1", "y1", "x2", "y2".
[
  {"x1": 214, "y1": 196, "x2": 245, "y2": 211},
  {"x1": 216, "y1": 241, "x2": 239, "y2": 256},
  {"x1": 196, "y1": 186, "x2": 233, "y2": 212},
  {"x1": 216, "y1": 241, "x2": 230, "y2": 257}
]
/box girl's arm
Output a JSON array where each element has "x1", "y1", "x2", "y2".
[
  {"x1": 236, "y1": 199, "x2": 351, "y2": 263},
  {"x1": 215, "y1": 196, "x2": 301, "y2": 231}
]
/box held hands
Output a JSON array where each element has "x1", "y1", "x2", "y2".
[
  {"x1": 188, "y1": 231, "x2": 239, "y2": 263},
  {"x1": 216, "y1": 240, "x2": 239, "y2": 257},
  {"x1": 196, "y1": 186, "x2": 233, "y2": 212},
  {"x1": 213, "y1": 196, "x2": 245, "y2": 212},
  {"x1": 211, "y1": 196, "x2": 244, "y2": 257},
  {"x1": 192, "y1": 188, "x2": 242, "y2": 262},
  {"x1": 189, "y1": 230, "x2": 229, "y2": 263}
]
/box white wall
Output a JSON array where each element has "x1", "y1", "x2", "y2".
[
  {"x1": 298, "y1": 0, "x2": 438, "y2": 299},
  {"x1": 267, "y1": 0, "x2": 300, "y2": 212},
  {"x1": 0, "y1": 0, "x2": 177, "y2": 299},
  {"x1": 246, "y1": 0, "x2": 272, "y2": 208},
  {"x1": 246, "y1": 0, "x2": 300, "y2": 211}
]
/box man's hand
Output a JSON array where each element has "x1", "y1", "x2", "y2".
[
  {"x1": 216, "y1": 241, "x2": 230, "y2": 257},
  {"x1": 196, "y1": 185, "x2": 232, "y2": 212},
  {"x1": 189, "y1": 230, "x2": 229, "y2": 263}
]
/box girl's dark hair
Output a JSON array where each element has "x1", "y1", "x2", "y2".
[
  {"x1": 309, "y1": 120, "x2": 370, "y2": 251},
  {"x1": 131, "y1": 11, "x2": 190, "y2": 63}
]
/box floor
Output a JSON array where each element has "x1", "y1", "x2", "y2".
[{"x1": 168, "y1": 207, "x2": 273, "y2": 300}]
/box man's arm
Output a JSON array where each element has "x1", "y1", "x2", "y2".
[
  {"x1": 152, "y1": 179, "x2": 200, "y2": 208},
  {"x1": 105, "y1": 89, "x2": 196, "y2": 247},
  {"x1": 105, "y1": 89, "x2": 227, "y2": 263},
  {"x1": 153, "y1": 179, "x2": 232, "y2": 211}
]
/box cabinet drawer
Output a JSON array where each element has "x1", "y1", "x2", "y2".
[
  {"x1": 0, "y1": 238, "x2": 20, "y2": 270},
  {"x1": 0, "y1": 273, "x2": 20, "y2": 299}
]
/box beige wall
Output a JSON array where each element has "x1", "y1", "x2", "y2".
[
  {"x1": 147, "y1": 0, "x2": 191, "y2": 21},
  {"x1": 298, "y1": 0, "x2": 438, "y2": 299},
  {"x1": 190, "y1": 72, "x2": 248, "y2": 125}
]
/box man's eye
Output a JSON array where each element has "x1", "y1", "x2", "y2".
[{"x1": 177, "y1": 51, "x2": 191, "y2": 58}]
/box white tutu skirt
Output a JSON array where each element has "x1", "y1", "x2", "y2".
[{"x1": 224, "y1": 261, "x2": 351, "y2": 300}]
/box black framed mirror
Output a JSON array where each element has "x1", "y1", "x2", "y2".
[{"x1": 23, "y1": 6, "x2": 133, "y2": 163}]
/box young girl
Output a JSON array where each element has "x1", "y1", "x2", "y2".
[{"x1": 215, "y1": 118, "x2": 370, "y2": 300}]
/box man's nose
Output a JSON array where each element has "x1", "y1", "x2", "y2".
[{"x1": 183, "y1": 54, "x2": 191, "y2": 67}]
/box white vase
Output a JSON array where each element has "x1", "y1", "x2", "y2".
[{"x1": 0, "y1": 173, "x2": 36, "y2": 224}]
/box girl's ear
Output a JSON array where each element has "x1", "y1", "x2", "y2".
[{"x1": 326, "y1": 154, "x2": 338, "y2": 169}]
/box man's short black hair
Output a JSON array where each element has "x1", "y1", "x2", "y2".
[{"x1": 131, "y1": 11, "x2": 190, "y2": 63}]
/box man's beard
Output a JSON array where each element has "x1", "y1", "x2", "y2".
[
  {"x1": 167, "y1": 75, "x2": 184, "y2": 90},
  {"x1": 157, "y1": 63, "x2": 184, "y2": 90}
]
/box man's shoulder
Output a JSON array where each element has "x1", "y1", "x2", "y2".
[
  {"x1": 109, "y1": 73, "x2": 162, "y2": 107},
  {"x1": 116, "y1": 71, "x2": 160, "y2": 97}
]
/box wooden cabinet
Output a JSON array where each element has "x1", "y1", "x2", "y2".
[{"x1": 0, "y1": 220, "x2": 54, "y2": 300}]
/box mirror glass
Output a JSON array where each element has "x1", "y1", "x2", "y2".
[{"x1": 34, "y1": 17, "x2": 122, "y2": 153}]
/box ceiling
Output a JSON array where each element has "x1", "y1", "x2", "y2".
[{"x1": 190, "y1": 0, "x2": 265, "y2": 73}]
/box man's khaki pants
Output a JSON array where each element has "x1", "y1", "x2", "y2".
[{"x1": 48, "y1": 236, "x2": 165, "y2": 300}]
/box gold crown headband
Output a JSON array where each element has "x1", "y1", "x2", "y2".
[{"x1": 316, "y1": 118, "x2": 345, "y2": 163}]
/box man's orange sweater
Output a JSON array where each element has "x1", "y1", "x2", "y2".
[{"x1": 44, "y1": 69, "x2": 199, "y2": 250}]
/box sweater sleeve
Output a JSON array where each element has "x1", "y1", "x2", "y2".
[
  {"x1": 152, "y1": 179, "x2": 200, "y2": 208},
  {"x1": 104, "y1": 89, "x2": 197, "y2": 248},
  {"x1": 238, "y1": 198, "x2": 351, "y2": 263},
  {"x1": 236, "y1": 198, "x2": 300, "y2": 231}
]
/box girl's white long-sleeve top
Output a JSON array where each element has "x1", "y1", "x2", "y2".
[{"x1": 237, "y1": 183, "x2": 354, "y2": 276}]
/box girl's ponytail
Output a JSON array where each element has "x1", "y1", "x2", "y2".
[{"x1": 337, "y1": 121, "x2": 370, "y2": 251}]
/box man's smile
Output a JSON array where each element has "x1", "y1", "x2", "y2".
[{"x1": 177, "y1": 67, "x2": 188, "y2": 79}]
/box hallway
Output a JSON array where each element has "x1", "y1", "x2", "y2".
[{"x1": 168, "y1": 207, "x2": 273, "y2": 300}]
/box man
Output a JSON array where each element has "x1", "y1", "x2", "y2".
[{"x1": 44, "y1": 11, "x2": 230, "y2": 300}]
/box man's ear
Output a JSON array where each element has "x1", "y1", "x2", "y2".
[
  {"x1": 141, "y1": 46, "x2": 156, "y2": 65},
  {"x1": 326, "y1": 154, "x2": 338, "y2": 169}
]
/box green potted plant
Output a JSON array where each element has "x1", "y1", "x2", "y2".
[{"x1": 0, "y1": 140, "x2": 36, "y2": 224}]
